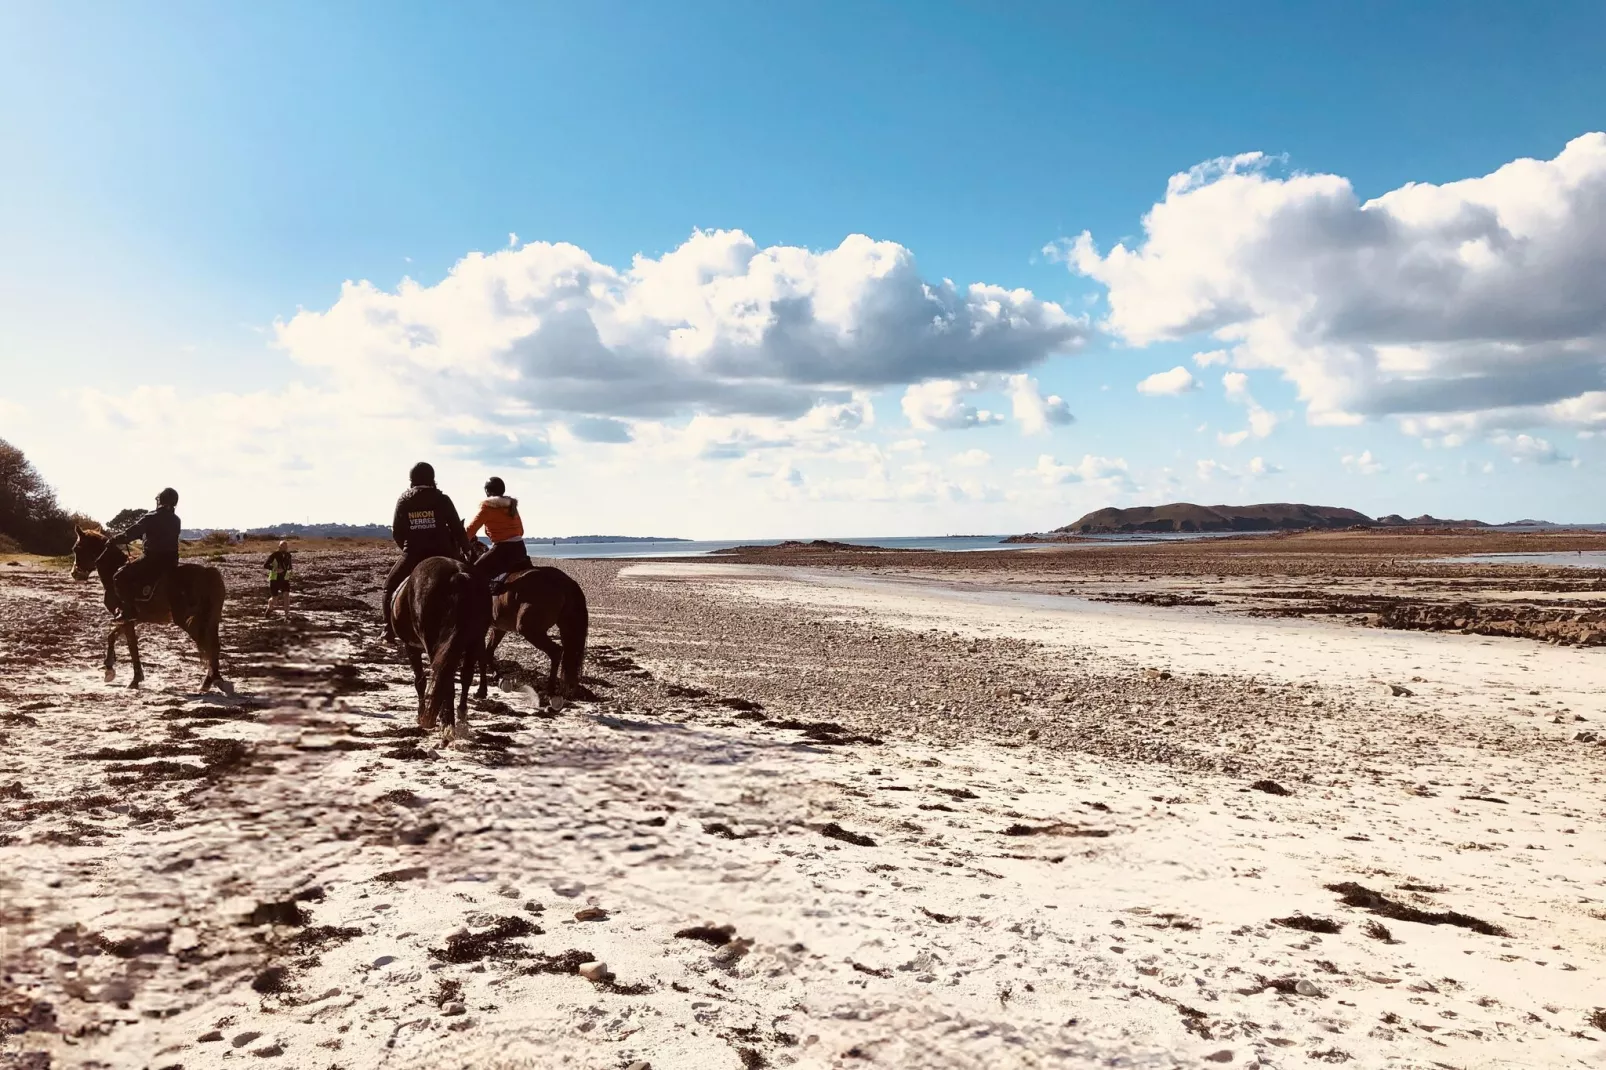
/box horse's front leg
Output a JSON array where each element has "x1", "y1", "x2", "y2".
[
  {"x1": 125, "y1": 623, "x2": 144, "y2": 689},
  {"x1": 103, "y1": 623, "x2": 120, "y2": 682}
]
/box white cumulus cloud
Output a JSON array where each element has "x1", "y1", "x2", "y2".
[
  {"x1": 1216, "y1": 372, "x2": 1279, "y2": 445},
  {"x1": 1019, "y1": 453, "x2": 1132, "y2": 489},
  {"x1": 1493, "y1": 433, "x2": 1573, "y2": 465},
  {"x1": 1005, "y1": 373, "x2": 1075, "y2": 434},
  {"x1": 1063, "y1": 134, "x2": 1606, "y2": 435},
  {"x1": 1342, "y1": 450, "x2": 1386, "y2": 475},
  {"x1": 901, "y1": 379, "x2": 1006, "y2": 431},
  {"x1": 1136, "y1": 366, "x2": 1199, "y2": 396}
]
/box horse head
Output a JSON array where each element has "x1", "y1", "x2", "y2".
[{"x1": 70, "y1": 526, "x2": 109, "y2": 581}]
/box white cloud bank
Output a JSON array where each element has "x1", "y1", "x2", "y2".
[
  {"x1": 1063, "y1": 133, "x2": 1606, "y2": 436},
  {"x1": 281, "y1": 229, "x2": 1089, "y2": 439}
]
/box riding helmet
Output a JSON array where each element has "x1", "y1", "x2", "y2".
[
  {"x1": 484, "y1": 476, "x2": 506, "y2": 496},
  {"x1": 408, "y1": 461, "x2": 435, "y2": 486},
  {"x1": 156, "y1": 487, "x2": 179, "y2": 507}
]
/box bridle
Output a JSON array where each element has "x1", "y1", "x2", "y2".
[{"x1": 70, "y1": 534, "x2": 120, "y2": 582}]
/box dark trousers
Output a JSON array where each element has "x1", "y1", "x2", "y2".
[
  {"x1": 470, "y1": 541, "x2": 531, "y2": 587},
  {"x1": 383, "y1": 548, "x2": 437, "y2": 634},
  {"x1": 114, "y1": 553, "x2": 178, "y2": 617}
]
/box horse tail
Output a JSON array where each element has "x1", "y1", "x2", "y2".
[
  {"x1": 559, "y1": 581, "x2": 588, "y2": 697},
  {"x1": 425, "y1": 570, "x2": 477, "y2": 725}
]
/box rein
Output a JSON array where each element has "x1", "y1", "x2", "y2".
[{"x1": 92, "y1": 541, "x2": 126, "y2": 588}]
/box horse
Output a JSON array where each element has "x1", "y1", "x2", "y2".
[
  {"x1": 476, "y1": 565, "x2": 589, "y2": 711},
  {"x1": 391, "y1": 556, "x2": 489, "y2": 742},
  {"x1": 69, "y1": 526, "x2": 229, "y2": 693}
]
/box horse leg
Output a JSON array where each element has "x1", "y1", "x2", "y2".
[
  {"x1": 406, "y1": 647, "x2": 431, "y2": 729},
  {"x1": 103, "y1": 622, "x2": 119, "y2": 682},
  {"x1": 207, "y1": 612, "x2": 232, "y2": 696},
  {"x1": 448, "y1": 639, "x2": 475, "y2": 743},
  {"x1": 187, "y1": 614, "x2": 223, "y2": 695},
  {"x1": 125, "y1": 623, "x2": 144, "y2": 689},
  {"x1": 477, "y1": 627, "x2": 507, "y2": 699},
  {"x1": 182, "y1": 619, "x2": 210, "y2": 693},
  {"x1": 525, "y1": 628, "x2": 563, "y2": 710}
]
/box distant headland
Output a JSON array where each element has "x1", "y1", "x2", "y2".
[{"x1": 1021, "y1": 502, "x2": 1507, "y2": 537}]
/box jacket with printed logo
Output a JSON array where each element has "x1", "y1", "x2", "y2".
[{"x1": 391, "y1": 485, "x2": 468, "y2": 556}]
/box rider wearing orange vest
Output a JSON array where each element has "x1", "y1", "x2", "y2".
[{"x1": 466, "y1": 477, "x2": 532, "y2": 589}]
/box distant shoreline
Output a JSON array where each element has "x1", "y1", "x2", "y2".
[{"x1": 181, "y1": 526, "x2": 692, "y2": 544}]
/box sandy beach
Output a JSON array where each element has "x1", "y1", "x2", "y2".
[{"x1": 2, "y1": 537, "x2": 1605, "y2": 1069}]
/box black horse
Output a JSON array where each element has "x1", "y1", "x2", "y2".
[{"x1": 391, "y1": 556, "x2": 489, "y2": 742}]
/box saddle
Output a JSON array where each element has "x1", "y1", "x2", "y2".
[
  {"x1": 489, "y1": 567, "x2": 534, "y2": 596},
  {"x1": 131, "y1": 574, "x2": 166, "y2": 605},
  {"x1": 127, "y1": 572, "x2": 189, "y2": 623}
]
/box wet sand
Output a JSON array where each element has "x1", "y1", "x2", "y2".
[{"x1": 1, "y1": 540, "x2": 1604, "y2": 1069}]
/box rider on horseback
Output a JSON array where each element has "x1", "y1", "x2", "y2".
[
  {"x1": 465, "y1": 476, "x2": 532, "y2": 592},
  {"x1": 383, "y1": 461, "x2": 469, "y2": 641},
  {"x1": 108, "y1": 488, "x2": 181, "y2": 621}
]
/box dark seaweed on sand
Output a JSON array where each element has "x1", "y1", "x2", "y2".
[
  {"x1": 1272, "y1": 914, "x2": 1343, "y2": 934},
  {"x1": 1325, "y1": 881, "x2": 1509, "y2": 937},
  {"x1": 429, "y1": 916, "x2": 543, "y2": 963}
]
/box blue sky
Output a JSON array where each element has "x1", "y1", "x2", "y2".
[{"x1": 2, "y1": 2, "x2": 1603, "y2": 533}]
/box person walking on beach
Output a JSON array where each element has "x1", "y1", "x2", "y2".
[
  {"x1": 265, "y1": 540, "x2": 293, "y2": 618},
  {"x1": 465, "y1": 476, "x2": 532, "y2": 592},
  {"x1": 383, "y1": 461, "x2": 469, "y2": 641},
  {"x1": 108, "y1": 488, "x2": 182, "y2": 621}
]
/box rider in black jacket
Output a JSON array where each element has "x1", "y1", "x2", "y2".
[
  {"x1": 383, "y1": 461, "x2": 470, "y2": 640},
  {"x1": 110, "y1": 488, "x2": 182, "y2": 620}
]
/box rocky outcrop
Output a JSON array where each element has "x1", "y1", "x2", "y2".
[
  {"x1": 1374, "y1": 514, "x2": 1489, "y2": 529},
  {"x1": 1374, "y1": 602, "x2": 1606, "y2": 645}
]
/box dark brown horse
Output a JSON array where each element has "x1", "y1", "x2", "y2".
[
  {"x1": 391, "y1": 556, "x2": 489, "y2": 742},
  {"x1": 69, "y1": 527, "x2": 229, "y2": 693},
  {"x1": 476, "y1": 565, "x2": 588, "y2": 711}
]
